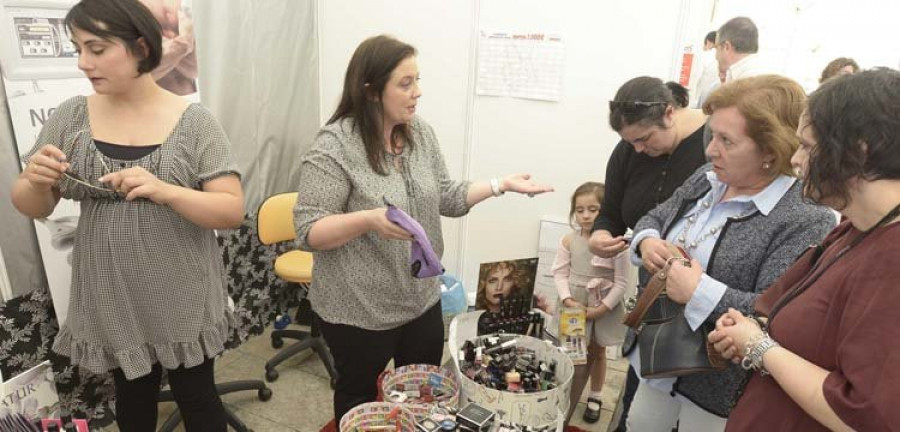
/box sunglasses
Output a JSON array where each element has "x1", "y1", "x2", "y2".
[{"x1": 608, "y1": 100, "x2": 668, "y2": 113}]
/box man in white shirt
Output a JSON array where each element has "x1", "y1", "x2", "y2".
[
  {"x1": 693, "y1": 31, "x2": 720, "y2": 108},
  {"x1": 715, "y1": 17, "x2": 772, "y2": 83}
]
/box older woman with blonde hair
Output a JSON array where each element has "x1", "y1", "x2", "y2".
[{"x1": 624, "y1": 75, "x2": 835, "y2": 431}]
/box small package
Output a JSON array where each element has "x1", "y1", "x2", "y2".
[
  {"x1": 457, "y1": 402, "x2": 495, "y2": 432},
  {"x1": 558, "y1": 307, "x2": 587, "y2": 365}
]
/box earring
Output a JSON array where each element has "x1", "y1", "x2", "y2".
[{"x1": 762, "y1": 162, "x2": 772, "y2": 170}]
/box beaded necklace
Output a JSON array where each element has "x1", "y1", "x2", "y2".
[{"x1": 676, "y1": 197, "x2": 756, "y2": 252}]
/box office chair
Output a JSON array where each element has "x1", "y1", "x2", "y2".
[
  {"x1": 158, "y1": 379, "x2": 272, "y2": 432},
  {"x1": 257, "y1": 192, "x2": 337, "y2": 388}
]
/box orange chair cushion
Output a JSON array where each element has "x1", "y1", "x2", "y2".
[{"x1": 274, "y1": 250, "x2": 313, "y2": 283}]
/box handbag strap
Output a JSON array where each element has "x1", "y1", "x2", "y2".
[{"x1": 624, "y1": 256, "x2": 684, "y2": 328}]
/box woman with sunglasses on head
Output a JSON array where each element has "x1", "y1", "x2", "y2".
[
  {"x1": 293, "y1": 35, "x2": 552, "y2": 429},
  {"x1": 624, "y1": 75, "x2": 835, "y2": 431},
  {"x1": 587, "y1": 76, "x2": 708, "y2": 429},
  {"x1": 709, "y1": 69, "x2": 900, "y2": 431},
  {"x1": 10, "y1": 0, "x2": 242, "y2": 430}
]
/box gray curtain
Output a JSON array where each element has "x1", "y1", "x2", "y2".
[
  {"x1": 0, "y1": 77, "x2": 48, "y2": 302},
  {"x1": 193, "y1": 0, "x2": 320, "y2": 211}
]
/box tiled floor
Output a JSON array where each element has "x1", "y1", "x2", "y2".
[{"x1": 101, "y1": 325, "x2": 628, "y2": 432}]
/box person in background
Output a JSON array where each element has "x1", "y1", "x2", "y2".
[
  {"x1": 715, "y1": 17, "x2": 772, "y2": 83},
  {"x1": 552, "y1": 182, "x2": 628, "y2": 426},
  {"x1": 587, "y1": 76, "x2": 708, "y2": 431},
  {"x1": 819, "y1": 57, "x2": 859, "y2": 84},
  {"x1": 625, "y1": 75, "x2": 835, "y2": 431},
  {"x1": 293, "y1": 35, "x2": 552, "y2": 429},
  {"x1": 710, "y1": 68, "x2": 900, "y2": 432},
  {"x1": 693, "y1": 30, "x2": 721, "y2": 108},
  {"x1": 10, "y1": 0, "x2": 243, "y2": 430}
]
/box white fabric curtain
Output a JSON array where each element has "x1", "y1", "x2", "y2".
[{"x1": 193, "y1": 0, "x2": 321, "y2": 211}]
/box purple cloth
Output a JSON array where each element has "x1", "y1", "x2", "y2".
[{"x1": 385, "y1": 205, "x2": 445, "y2": 278}]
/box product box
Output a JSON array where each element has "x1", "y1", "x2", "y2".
[{"x1": 558, "y1": 307, "x2": 587, "y2": 365}]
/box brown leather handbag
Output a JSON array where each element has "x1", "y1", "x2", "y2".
[{"x1": 623, "y1": 256, "x2": 728, "y2": 379}]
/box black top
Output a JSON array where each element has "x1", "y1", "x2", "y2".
[
  {"x1": 94, "y1": 139, "x2": 161, "y2": 160},
  {"x1": 591, "y1": 124, "x2": 707, "y2": 236}
]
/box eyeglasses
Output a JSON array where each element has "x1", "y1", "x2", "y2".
[
  {"x1": 608, "y1": 100, "x2": 668, "y2": 113},
  {"x1": 64, "y1": 129, "x2": 116, "y2": 192},
  {"x1": 21, "y1": 129, "x2": 116, "y2": 193}
]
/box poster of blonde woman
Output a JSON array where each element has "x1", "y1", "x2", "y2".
[{"x1": 475, "y1": 258, "x2": 538, "y2": 313}]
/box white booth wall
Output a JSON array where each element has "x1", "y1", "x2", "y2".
[{"x1": 713, "y1": 0, "x2": 900, "y2": 92}]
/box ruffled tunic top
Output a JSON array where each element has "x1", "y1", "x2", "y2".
[{"x1": 25, "y1": 96, "x2": 239, "y2": 380}]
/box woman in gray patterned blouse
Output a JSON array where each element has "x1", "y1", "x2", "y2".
[
  {"x1": 294, "y1": 35, "x2": 552, "y2": 426},
  {"x1": 11, "y1": 0, "x2": 243, "y2": 430}
]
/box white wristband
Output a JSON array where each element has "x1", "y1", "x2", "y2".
[{"x1": 490, "y1": 178, "x2": 504, "y2": 197}]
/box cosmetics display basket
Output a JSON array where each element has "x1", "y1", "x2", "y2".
[
  {"x1": 448, "y1": 311, "x2": 574, "y2": 428},
  {"x1": 377, "y1": 364, "x2": 460, "y2": 419},
  {"x1": 339, "y1": 402, "x2": 417, "y2": 432}
]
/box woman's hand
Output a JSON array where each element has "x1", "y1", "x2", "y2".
[
  {"x1": 708, "y1": 313, "x2": 739, "y2": 362},
  {"x1": 365, "y1": 208, "x2": 413, "y2": 241},
  {"x1": 562, "y1": 297, "x2": 584, "y2": 309},
  {"x1": 586, "y1": 304, "x2": 610, "y2": 320},
  {"x1": 709, "y1": 308, "x2": 764, "y2": 363},
  {"x1": 533, "y1": 293, "x2": 553, "y2": 314},
  {"x1": 638, "y1": 237, "x2": 677, "y2": 274},
  {"x1": 666, "y1": 258, "x2": 703, "y2": 304},
  {"x1": 588, "y1": 230, "x2": 628, "y2": 258},
  {"x1": 23, "y1": 145, "x2": 68, "y2": 191},
  {"x1": 500, "y1": 174, "x2": 554, "y2": 196},
  {"x1": 100, "y1": 167, "x2": 176, "y2": 204}
]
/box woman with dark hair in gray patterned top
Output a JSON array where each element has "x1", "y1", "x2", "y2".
[
  {"x1": 10, "y1": 0, "x2": 242, "y2": 430},
  {"x1": 294, "y1": 34, "x2": 552, "y2": 427}
]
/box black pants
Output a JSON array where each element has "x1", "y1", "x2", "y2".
[
  {"x1": 112, "y1": 357, "x2": 226, "y2": 432},
  {"x1": 318, "y1": 301, "x2": 444, "y2": 430}
]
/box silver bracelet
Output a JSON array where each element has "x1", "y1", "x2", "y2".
[
  {"x1": 490, "y1": 178, "x2": 504, "y2": 197},
  {"x1": 741, "y1": 333, "x2": 779, "y2": 376}
]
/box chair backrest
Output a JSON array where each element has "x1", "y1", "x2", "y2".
[{"x1": 257, "y1": 192, "x2": 299, "y2": 245}]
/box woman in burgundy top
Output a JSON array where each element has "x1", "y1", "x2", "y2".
[{"x1": 708, "y1": 68, "x2": 900, "y2": 431}]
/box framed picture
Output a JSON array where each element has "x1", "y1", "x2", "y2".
[{"x1": 475, "y1": 257, "x2": 538, "y2": 312}]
